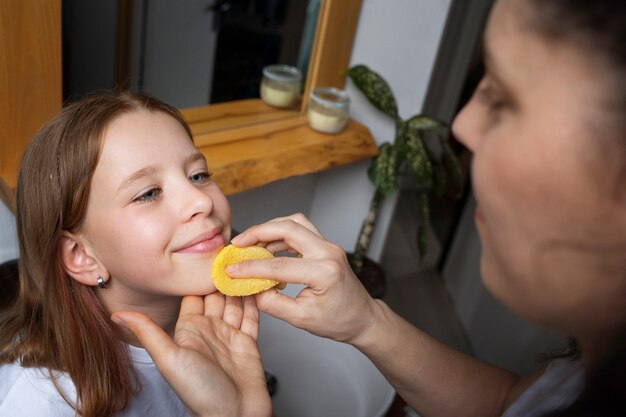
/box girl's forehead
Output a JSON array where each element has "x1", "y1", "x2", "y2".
[{"x1": 96, "y1": 111, "x2": 196, "y2": 177}]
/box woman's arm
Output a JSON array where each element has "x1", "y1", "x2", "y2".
[
  {"x1": 355, "y1": 298, "x2": 541, "y2": 417},
  {"x1": 229, "y1": 215, "x2": 538, "y2": 417}
]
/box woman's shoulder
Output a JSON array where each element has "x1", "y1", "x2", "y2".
[{"x1": 0, "y1": 362, "x2": 77, "y2": 416}]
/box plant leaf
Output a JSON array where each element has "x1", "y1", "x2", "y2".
[
  {"x1": 416, "y1": 190, "x2": 430, "y2": 261},
  {"x1": 402, "y1": 127, "x2": 433, "y2": 187},
  {"x1": 424, "y1": 145, "x2": 447, "y2": 197},
  {"x1": 367, "y1": 143, "x2": 399, "y2": 198},
  {"x1": 347, "y1": 65, "x2": 399, "y2": 120},
  {"x1": 405, "y1": 114, "x2": 446, "y2": 131}
]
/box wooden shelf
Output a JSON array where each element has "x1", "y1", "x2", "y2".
[{"x1": 187, "y1": 103, "x2": 379, "y2": 195}]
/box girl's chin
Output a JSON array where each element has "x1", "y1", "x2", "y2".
[{"x1": 179, "y1": 284, "x2": 218, "y2": 296}]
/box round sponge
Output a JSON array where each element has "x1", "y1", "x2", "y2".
[{"x1": 212, "y1": 245, "x2": 284, "y2": 296}]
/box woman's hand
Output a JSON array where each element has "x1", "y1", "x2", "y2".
[
  {"x1": 111, "y1": 294, "x2": 271, "y2": 417},
  {"x1": 227, "y1": 213, "x2": 380, "y2": 346}
]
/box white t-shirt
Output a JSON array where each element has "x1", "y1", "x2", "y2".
[
  {"x1": 501, "y1": 358, "x2": 585, "y2": 417},
  {"x1": 0, "y1": 344, "x2": 190, "y2": 417}
]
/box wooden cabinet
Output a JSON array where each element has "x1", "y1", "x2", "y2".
[{"x1": 0, "y1": 0, "x2": 62, "y2": 192}]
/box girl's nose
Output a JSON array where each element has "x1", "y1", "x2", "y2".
[{"x1": 178, "y1": 181, "x2": 214, "y2": 221}]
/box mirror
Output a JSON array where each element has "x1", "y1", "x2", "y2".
[{"x1": 62, "y1": 0, "x2": 320, "y2": 109}]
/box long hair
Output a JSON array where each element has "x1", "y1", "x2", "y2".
[{"x1": 0, "y1": 90, "x2": 193, "y2": 417}]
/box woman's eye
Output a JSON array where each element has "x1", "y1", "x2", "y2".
[
  {"x1": 134, "y1": 187, "x2": 161, "y2": 203},
  {"x1": 476, "y1": 86, "x2": 507, "y2": 115},
  {"x1": 189, "y1": 171, "x2": 212, "y2": 184}
]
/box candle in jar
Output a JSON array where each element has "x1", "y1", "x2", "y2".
[
  {"x1": 260, "y1": 65, "x2": 302, "y2": 109},
  {"x1": 261, "y1": 82, "x2": 299, "y2": 108},
  {"x1": 307, "y1": 87, "x2": 350, "y2": 134},
  {"x1": 307, "y1": 107, "x2": 348, "y2": 134}
]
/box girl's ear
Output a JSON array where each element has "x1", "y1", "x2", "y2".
[{"x1": 60, "y1": 231, "x2": 105, "y2": 287}]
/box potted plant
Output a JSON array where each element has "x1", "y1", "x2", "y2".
[{"x1": 345, "y1": 64, "x2": 464, "y2": 297}]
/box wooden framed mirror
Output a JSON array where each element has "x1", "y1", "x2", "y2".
[{"x1": 1, "y1": 0, "x2": 377, "y2": 210}]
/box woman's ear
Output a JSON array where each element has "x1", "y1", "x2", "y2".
[{"x1": 60, "y1": 231, "x2": 105, "y2": 286}]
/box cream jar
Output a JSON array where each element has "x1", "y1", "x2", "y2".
[
  {"x1": 307, "y1": 87, "x2": 350, "y2": 134},
  {"x1": 260, "y1": 64, "x2": 302, "y2": 108}
]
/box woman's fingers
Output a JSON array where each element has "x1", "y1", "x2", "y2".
[
  {"x1": 267, "y1": 213, "x2": 323, "y2": 237},
  {"x1": 254, "y1": 289, "x2": 305, "y2": 326},
  {"x1": 227, "y1": 256, "x2": 338, "y2": 290},
  {"x1": 232, "y1": 219, "x2": 332, "y2": 259},
  {"x1": 263, "y1": 241, "x2": 301, "y2": 256}
]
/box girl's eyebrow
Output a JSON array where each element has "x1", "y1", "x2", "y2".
[
  {"x1": 116, "y1": 153, "x2": 206, "y2": 194},
  {"x1": 117, "y1": 165, "x2": 158, "y2": 194},
  {"x1": 188, "y1": 152, "x2": 206, "y2": 165}
]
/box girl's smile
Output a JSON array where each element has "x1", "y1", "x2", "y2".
[{"x1": 173, "y1": 229, "x2": 225, "y2": 254}]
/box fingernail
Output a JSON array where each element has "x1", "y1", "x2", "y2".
[
  {"x1": 230, "y1": 235, "x2": 241, "y2": 244},
  {"x1": 225, "y1": 264, "x2": 237, "y2": 274}
]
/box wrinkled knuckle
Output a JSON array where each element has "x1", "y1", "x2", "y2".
[
  {"x1": 291, "y1": 212, "x2": 308, "y2": 223},
  {"x1": 321, "y1": 259, "x2": 343, "y2": 277},
  {"x1": 292, "y1": 307, "x2": 312, "y2": 329},
  {"x1": 281, "y1": 218, "x2": 299, "y2": 232},
  {"x1": 326, "y1": 243, "x2": 346, "y2": 258},
  {"x1": 269, "y1": 256, "x2": 287, "y2": 272}
]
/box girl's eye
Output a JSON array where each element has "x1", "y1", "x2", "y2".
[
  {"x1": 134, "y1": 187, "x2": 161, "y2": 203},
  {"x1": 189, "y1": 171, "x2": 212, "y2": 184}
]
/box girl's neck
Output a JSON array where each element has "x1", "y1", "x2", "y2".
[{"x1": 98, "y1": 289, "x2": 182, "y2": 347}]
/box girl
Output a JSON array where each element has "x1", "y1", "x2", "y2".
[
  {"x1": 0, "y1": 90, "x2": 270, "y2": 416},
  {"x1": 140, "y1": 0, "x2": 625, "y2": 416}
]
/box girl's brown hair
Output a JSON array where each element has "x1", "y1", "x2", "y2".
[{"x1": 0, "y1": 89, "x2": 192, "y2": 417}]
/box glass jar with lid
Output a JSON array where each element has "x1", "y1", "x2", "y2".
[
  {"x1": 260, "y1": 64, "x2": 302, "y2": 108},
  {"x1": 307, "y1": 87, "x2": 350, "y2": 134}
]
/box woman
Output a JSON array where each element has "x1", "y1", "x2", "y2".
[{"x1": 116, "y1": 0, "x2": 626, "y2": 416}]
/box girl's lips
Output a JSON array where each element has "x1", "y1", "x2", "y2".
[{"x1": 175, "y1": 233, "x2": 225, "y2": 254}]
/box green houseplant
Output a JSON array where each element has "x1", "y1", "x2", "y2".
[{"x1": 345, "y1": 64, "x2": 464, "y2": 296}]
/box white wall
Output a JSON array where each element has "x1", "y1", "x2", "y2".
[
  {"x1": 0, "y1": 0, "x2": 452, "y2": 266},
  {"x1": 0, "y1": 202, "x2": 18, "y2": 264}
]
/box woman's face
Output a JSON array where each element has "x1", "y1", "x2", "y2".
[
  {"x1": 80, "y1": 110, "x2": 231, "y2": 304},
  {"x1": 452, "y1": 0, "x2": 626, "y2": 336}
]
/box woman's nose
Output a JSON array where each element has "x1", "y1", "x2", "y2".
[{"x1": 451, "y1": 94, "x2": 482, "y2": 153}]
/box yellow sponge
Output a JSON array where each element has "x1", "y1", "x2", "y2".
[{"x1": 212, "y1": 245, "x2": 285, "y2": 296}]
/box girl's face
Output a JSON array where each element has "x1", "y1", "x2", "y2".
[
  {"x1": 80, "y1": 110, "x2": 231, "y2": 304},
  {"x1": 452, "y1": 0, "x2": 626, "y2": 336}
]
